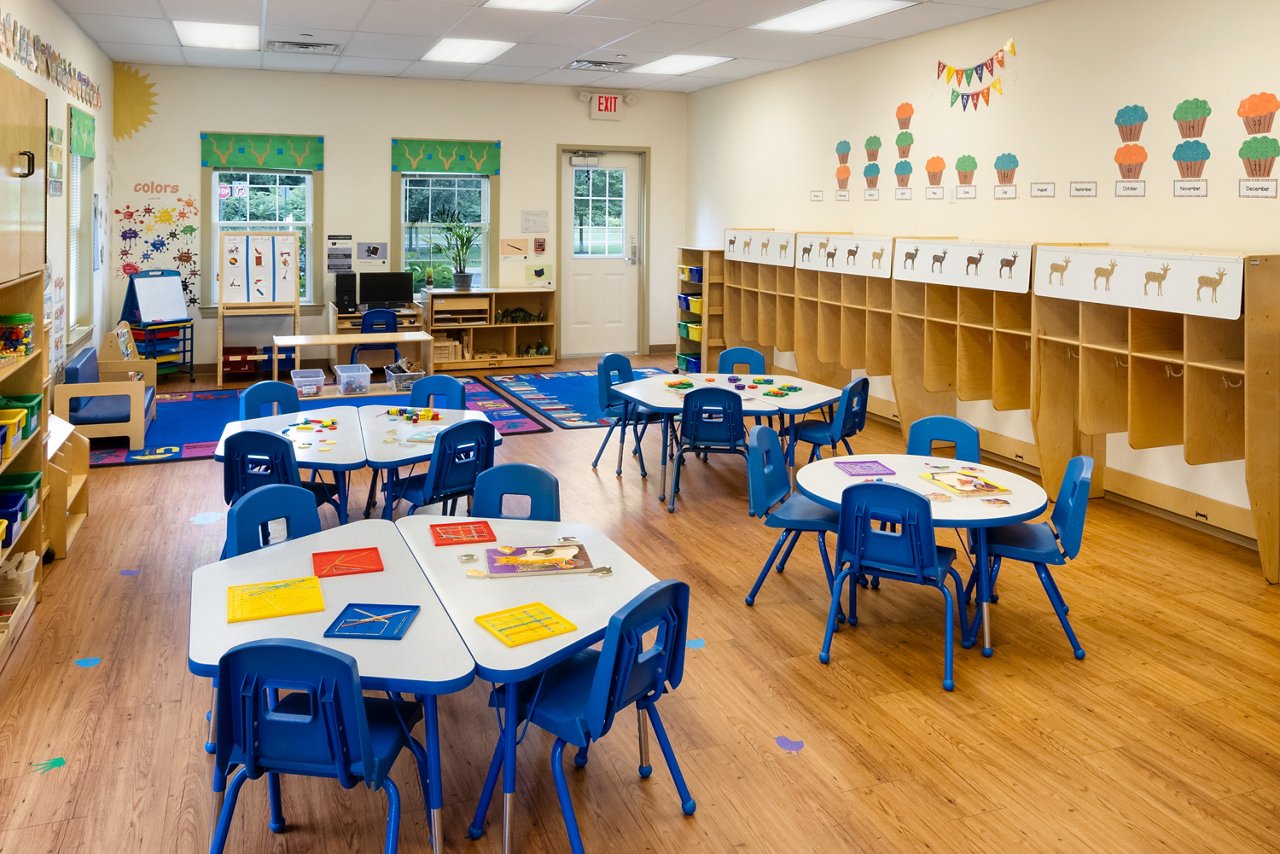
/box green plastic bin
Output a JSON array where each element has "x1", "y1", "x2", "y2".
[{"x1": 0, "y1": 394, "x2": 41, "y2": 439}]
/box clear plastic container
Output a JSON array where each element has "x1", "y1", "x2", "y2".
[
  {"x1": 386, "y1": 368, "x2": 425, "y2": 393},
  {"x1": 0, "y1": 313, "x2": 34, "y2": 358},
  {"x1": 290, "y1": 368, "x2": 326, "y2": 397},
  {"x1": 333, "y1": 363, "x2": 372, "y2": 395}
]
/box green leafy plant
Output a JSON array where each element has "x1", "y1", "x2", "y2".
[{"x1": 430, "y1": 208, "x2": 484, "y2": 275}]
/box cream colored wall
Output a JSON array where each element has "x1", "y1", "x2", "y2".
[
  {"x1": 688, "y1": 0, "x2": 1279, "y2": 509},
  {"x1": 111, "y1": 66, "x2": 689, "y2": 360},
  {"x1": 0, "y1": 0, "x2": 114, "y2": 346}
]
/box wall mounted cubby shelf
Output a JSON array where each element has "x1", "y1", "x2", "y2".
[{"x1": 719, "y1": 227, "x2": 1280, "y2": 583}]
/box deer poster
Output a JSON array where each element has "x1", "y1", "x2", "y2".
[
  {"x1": 723, "y1": 229, "x2": 796, "y2": 267},
  {"x1": 893, "y1": 240, "x2": 1033, "y2": 293},
  {"x1": 794, "y1": 233, "x2": 893, "y2": 279}
]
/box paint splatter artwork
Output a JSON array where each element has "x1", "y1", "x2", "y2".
[{"x1": 114, "y1": 194, "x2": 201, "y2": 307}]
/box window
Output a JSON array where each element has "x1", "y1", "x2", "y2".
[
  {"x1": 212, "y1": 170, "x2": 313, "y2": 301},
  {"x1": 401, "y1": 174, "x2": 490, "y2": 289},
  {"x1": 571, "y1": 167, "x2": 624, "y2": 257},
  {"x1": 67, "y1": 153, "x2": 94, "y2": 331}
]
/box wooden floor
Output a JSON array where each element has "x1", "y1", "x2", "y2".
[{"x1": 2, "y1": 356, "x2": 1278, "y2": 853}]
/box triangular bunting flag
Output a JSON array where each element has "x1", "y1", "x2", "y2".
[
  {"x1": 993, "y1": 77, "x2": 1003, "y2": 95},
  {"x1": 964, "y1": 67, "x2": 974, "y2": 86},
  {"x1": 985, "y1": 58, "x2": 995, "y2": 75},
  {"x1": 995, "y1": 50, "x2": 1006, "y2": 68},
  {"x1": 937, "y1": 60, "x2": 946, "y2": 79},
  {"x1": 982, "y1": 87, "x2": 991, "y2": 105},
  {"x1": 975, "y1": 64, "x2": 984, "y2": 82},
  {"x1": 1007, "y1": 39, "x2": 1016, "y2": 57},
  {"x1": 950, "y1": 89, "x2": 960, "y2": 107},
  {"x1": 961, "y1": 93, "x2": 971, "y2": 110},
  {"x1": 945, "y1": 66, "x2": 955, "y2": 84},
  {"x1": 972, "y1": 94, "x2": 981, "y2": 112}
]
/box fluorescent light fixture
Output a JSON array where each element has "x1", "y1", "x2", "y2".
[
  {"x1": 631, "y1": 54, "x2": 731, "y2": 75},
  {"x1": 422, "y1": 38, "x2": 516, "y2": 63},
  {"x1": 752, "y1": 0, "x2": 916, "y2": 33},
  {"x1": 173, "y1": 20, "x2": 260, "y2": 50},
  {"x1": 483, "y1": 0, "x2": 588, "y2": 11}
]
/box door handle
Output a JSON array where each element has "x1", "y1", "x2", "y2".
[
  {"x1": 626, "y1": 239, "x2": 638, "y2": 266},
  {"x1": 17, "y1": 150, "x2": 35, "y2": 178}
]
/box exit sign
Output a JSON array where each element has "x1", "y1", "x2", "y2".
[{"x1": 589, "y1": 93, "x2": 622, "y2": 121}]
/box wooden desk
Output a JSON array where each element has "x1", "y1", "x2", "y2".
[
  {"x1": 272, "y1": 331, "x2": 433, "y2": 381},
  {"x1": 327, "y1": 302, "x2": 426, "y2": 369}
]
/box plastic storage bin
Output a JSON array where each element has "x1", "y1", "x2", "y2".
[
  {"x1": 0, "y1": 472, "x2": 40, "y2": 520},
  {"x1": 676, "y1": 294, "x2": 691, "y2": 311},
  {"x1": 688, "y1": 296, "x2": 704, "y2": 314},
  {"x1": 678, "y1": 265, "x2": 703, "y2": 284},
  {"x1": 0, "y1": 551, "x2": 37, "y2": 597},
  {"x1": 266, "y1": 346, "x2": 296, "y2": 373},
  {"x1": 222, "y1": 346, "x2": 259, "y2": 374},
  {"x1": 0, "y1": 492, "x2": 23, "y2": 546},
  {"x1": 0, "y1": 411, "x2": 24, "y2": 458},
  {"x1": 0, "y1": 394, "x2": 41, "y2": 439},
  {"x1": 676, "y1": 353, "x2": 702, "y2": 372},
  {"x1": 290, "y1": 368, "x2": 326, "y2": 398},
  {"x1": 687, "y1": 322, "x2": 703, "y2": 342},
  {"x1": 0, "y1": 313, "x2": 34, "y2": 358},
  {"x1": 386, "y1": 366, "x2": 425, "y2": 393},
  {"x1": 334, "y1": 363, "x2": 372, "y2": 395},
  {"x1": 677, "y1": 321, "x2": 690, "y2": 339}
]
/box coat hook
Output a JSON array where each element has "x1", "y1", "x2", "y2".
[
  {"x1": 1223, "y1": 375, "x2": 1243, "y2": 389},
  {"x1": 1115, "y1": 356, "x2": 1129, "y2": 368},
  {"x1": 1165, "y1": 365, "x2": 1184, "y2": 378}
]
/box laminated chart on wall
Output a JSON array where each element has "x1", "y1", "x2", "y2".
[
  {"x1": 893, "y1": 240, "x2": 1033, "y2": 293},
  {"x1": 218, "y1": 231, "x2": 300, "y2": 305},
  {"x1": 794, "y1": 233, "x2": 894, "y2": 279},
  {"x1": 1032, "y1": 246, "x2": 1244, "y2": 320},
  {"x1": 723, "y1": 229, "x2": 796, "y2": 267}
]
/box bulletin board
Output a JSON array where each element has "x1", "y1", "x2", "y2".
[{"x1": 218, "y1": 231, "x2": 300, "y2": 306}]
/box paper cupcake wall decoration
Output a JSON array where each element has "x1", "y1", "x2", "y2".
[
  {"x1": 895, "y1": 160, "x2": 912, "y2": 188},
  {"x1": 836, "y1": 163, "x2": 851, "y2": 190},
  {"x1": 1237, "y1": 92, "x2": 1279, "y2": 133},
  {"x1": 895, "y1": 130, "x2": 913, "y2": 158},
  {"x1": 896, "y1": 102, "x2": 914, "y2": 129},
  {"x1": 926, "y1": 156, "x2": 946, "y2": 187},
  {"x1": 1115, "y1": 104, "x2": 1148, "y2": 142},
  {"x1": 1115, "y1": 144, "x2": 1147, "y2": 179},
  {"x1": 864, "y1": 162, "x2": 880, "y2": 188},
  {"x1": 1239, "y1": 136, "x2": 1279, "y2": 178},
  {"x1": 1173, "y1": 99, "x2": 1211, "y2": 138},
  {"x1": 956, "y1": 154, "x2": 978, "y2": 185},
  {"x1": 994, "y1": 152, "x2": 1019, "y2": 185},
  {"x1": 865, "y1": 135, "x2": 881, "y2": 162},
  {"x1": 835, "y1": 139, "x2": 851, "y2": 165},
  {"x1": 1173, "y1": 140, "x2": 1211, "y2": 178}
]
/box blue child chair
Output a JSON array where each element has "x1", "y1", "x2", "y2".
[
  {"x1": 791, "y1": 377, "x2": 870, "y2": 463},
  {"x1": 224, "y1": 483, "x2": 322, "y2": 558},
  {"x1": 221, "y1": 431, "x2": 340, "y2": 554},
  {"x1": 717, "y1": 346, "x2": 765, "y2": 375},
  {"x1": 351, "y1": 309, "x2": 400, "y2": 364},
  {"x1": 409, "y1": 375, "x2": 466, "y2": 409},
  {"x1": 591, "y1": 353, "x2": 658, "y2": 477},
  {"x1": 473, "y1": 463, "x2": 561, "y2": 522},
  {"x1": 669, "y1": 386, "x2": 748, "y2": 512},
  {"x1": 239, "y1": 380, "x2": 300, "y2": 420},
  {"x1": 209, "y1": 639, "x2": 429, "y2": 854},
  {"x1": 744, "y1": 425, "x2": 839, "y2": 607},
  {"x1": 906, "y1": 415, "x2": 981, "y2": 462},
  {"x1": 983, "y1": 456, "x2": 1093, "y2": 659},
  {"x1": 468, "y1": 581, "x2": 695, "y2": 853},
  {"x1": 383, "y1": 419, "x2": 496, "y2": 518},
  {"x1": 820, "y1": 482, "x2": 969, "y2": 691}
]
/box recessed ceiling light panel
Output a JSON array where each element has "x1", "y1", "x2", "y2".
[
  {"x1": 632, "y1": 54, "x2": 731, "y2": 76},
  {"x1": 422, "y1": 38, "x2": 516, "y2": 64},
  {"x1": 173, "y1": 20, "x2": 260, "y2": 51},
  {"x1": 752, "y1": 0, "x2": 916, "y2": 33},
  {"x1": 483, "y1": 0, "x2": 588, "y2": 10}
]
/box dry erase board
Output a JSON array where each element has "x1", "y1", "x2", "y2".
[
  {"x1": 127, "y1": 269, "x2": 188, "y2": 323},
  {"x1": 218, "y1": 231, "x2": 299, "y2": 305}
]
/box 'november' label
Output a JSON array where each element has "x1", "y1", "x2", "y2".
[{"x1": 1173, "y1": 180, "x2": 1208, "y2": 197}]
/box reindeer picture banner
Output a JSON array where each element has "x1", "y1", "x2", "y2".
[
  {"x1": 893, "y1": 240, "x2": 1032, "y2": 293},
  {"x1": 794, "y1": 233, "x2": 894, "y2": 280},
  {"x1": 724, "y1": 229, "x2": 796, "y2": 268},
  {"x1": 201, "y1": 132, "x2": 324, "y2": 171},
  {"x1": 391, "y1": 138, "x2": 501, "y2": 174},
  {"x1": 1032, "y1": 246, "x2": 1243, "y2": 319}
]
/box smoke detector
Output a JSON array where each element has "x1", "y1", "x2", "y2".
[
  {"x1": 563, "y1": 59, "x2": 631, "y2": 72},
  {"x1": 266, "y1": 40, "x2": 345, "y2": 55}
]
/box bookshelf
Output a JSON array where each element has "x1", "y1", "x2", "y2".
[{"x1": 675, "y1": 247, "x2": 725, "y2": 373}]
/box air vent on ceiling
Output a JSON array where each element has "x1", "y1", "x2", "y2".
[
  {"x1": 563, "y1": 59, "x2": 631, "y2": 72},
  {"x1": 266, "y1": 40, "x2": 344, "y2": 55}
]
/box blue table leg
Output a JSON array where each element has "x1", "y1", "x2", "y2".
[
  {"x1": 335, "y1": 471, "x2": 349, "y2": 524},
  {"x1": 502, "y1": 682, "x2": 517, "y2": 854},
  {"x1": 424, "y1": 695, "x2": 443, "y2": 854},
  {"x1": 381, "y1": 469, "x2": 398, "y2": 521}
]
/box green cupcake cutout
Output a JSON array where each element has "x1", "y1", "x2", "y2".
[
  {"x1": 1174, "y1": 99, "x2": 1212, "y2": 139},
  {"x1": 865, "y1": 135, "x2": 881, "y2": 150},
  {"x1": 955, "y1": 154, "x2": 978, "y2": 185},
  {"x1": 895, "y1": 131, "x2": 913, "y2": 146},
  {"x1": 1239, "y1": 136, "x2": 1280, "y2": 178}
]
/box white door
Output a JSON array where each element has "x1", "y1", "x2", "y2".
[{"x1": 560, "y1": 151, "x2": 643, "y2": 356}]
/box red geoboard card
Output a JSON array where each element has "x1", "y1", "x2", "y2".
[
  {"x1": 430, "y1": 520, "x2": 497, "y2": 547},
  {"x1": 311, "y1": 547, "x2": 385, "y2": 578}
]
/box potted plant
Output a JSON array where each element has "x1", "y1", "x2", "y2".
[{"x1": 431, "y1": 208, "x2": 484, "y2": 290}]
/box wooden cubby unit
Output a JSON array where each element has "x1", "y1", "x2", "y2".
[
  {"x1": 425, "y1": 287, "x2": 556, "y2": 370},
  {"x1": 676, "y1": 247, "x2": 726, "y2": 372}
]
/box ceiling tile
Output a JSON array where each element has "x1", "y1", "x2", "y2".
[
  {"x1": 56, "y1": 0, "x2": 165, "y2": 16},
  {"x1": 463, "y1": 64, "x2": 545, "y2": 83},
  {"x1": 332, "y1": 55, "x2": 414, "y2": 76},
  {"x1": 681, "y1": 27, "x2": 798, "y2": 58},
  {"x1": 603, "y1": 21, "x2": 733, "y2": 53},
  {"x1": 266, "y1": 0, "x2": 376, "y2": 32},
  {"x1": 180, "y1": 46, "x2": 264, "y2": 68},
  {"x1": 261, "y1": 52, "x2": 341, "y2": 72},
  {"x1": 444, "y1": 7, "x2": 562, "y2": 42},
  {"x1": 751, "y1": 34, "x2": 878, "y2": 63},
  {"x1": 668, "y1": 0, "x2": 810, "y2": 29},
  {"x1": 401, "y1": 60, "x2": 476, "y2": 80},
  {"x1": 578, "y1": 47, "x2": 666, "y2": 66},
  {"x1": 343, "y1": 32, "x2": 434, "y2": 60},
  {"x1": 489, "y1": 41, "x2": 582, "y2": 67},
  {"x1": 941, "y1": 0, "x2": 1044, "y2": 8},
  {"x1": 97, "y1": 41, "x2": 187, "y2": 65},
  {"x1": 525, "y1": 67, "x2": 613, "y2": 86},
  {"x1": 689, "y1": 57, "x2": 792, "y2": 79},
  {"x1": 525, "y1": 14, "x2": 645, "y2": 47},
  {"x1": 263, "y1": 26, "x2": 353, "y2": 45},
  {"x1": 159, "y1": 0, "x2": 262, "y2": 26},
  {"x1": 71, "y1": 13, "x2": 178, "y2": 45},
  {"x1": 831, "y1": 2, "x2": 1002, "y2": 41},
  {"x1": 359, "y1": 1, "x2": 471, "y2": 36},
  {"x1": 576, "y1": 0, "x2": 698, "y2": 19},
  {"x1": 640, "y1": 75, "x2": 722, "y2": 93}
]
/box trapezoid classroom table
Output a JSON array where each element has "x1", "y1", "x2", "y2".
[
  {"x1": 188, "y1": 518, "x2": 475, "y2": 854},
  {"x1": 795, "y1": 453, "x2": 1047, "y2": 656},
  {"x1": 271, "y1": 331, "x2": 434, "y2": 381}
]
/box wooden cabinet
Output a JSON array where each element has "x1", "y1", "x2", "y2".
[
  {"x1": 675, "y1": 247, "x2": 724, "y2": 372},
  {"x1": 425, "y1": 288, "x2": 556, "y2": 371},
  {"x1": 0, "y1": 73, "x2": 45, "y2": 286},
  {"x1": 326, "y1": 302, "x2": 425, "y2": 369}
]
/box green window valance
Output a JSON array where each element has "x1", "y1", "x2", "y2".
[
  {"x1": 69, "y1": 106, "x2": 95, "y2": 158},
  {"x1": 200, "y1": 132, "x2": 325, "y2": 171},
  {"x1": 391, "y1": 138, "x2": 500, "y2": 174}
]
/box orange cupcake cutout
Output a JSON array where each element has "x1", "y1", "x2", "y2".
[
  {"x1": 1238, "y1": 92, "x2": 1280, "y2": 133},
  {"x1": 925, "y1": 156, "x2": 945, "y2": 186},
  {"x1": 896, "y1": 101, "x2": 914, "y2": 129},
  {"x1": 1114, "y1": 144, "x2": 1148, "y2": 179}
]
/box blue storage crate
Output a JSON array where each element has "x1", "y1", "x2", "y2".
[
  {"x1": 264, "y1": 345, "x2": 296, "y2": 373},
  {"x1": 0, "y1": 492, "x2": 23, "y2": 546}
]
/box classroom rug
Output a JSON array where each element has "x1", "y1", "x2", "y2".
[
  {"x1": 87, "y1": 376, "x2": 549, "y2": 467},
  {"x1": 483, "y1": 368, "x2": 666, "y2": 429}
]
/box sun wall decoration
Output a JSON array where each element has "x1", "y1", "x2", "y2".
[{"x1": 113, "y1": 63, "x2": 157, "y2": 141}]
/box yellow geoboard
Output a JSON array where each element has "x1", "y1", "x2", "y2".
[
  {"x1": 474, "y1": 602, "x2": 577, "y2": 648},
  {"x1": 227, "y1": 575, "x2": 326, "y2": 623}
]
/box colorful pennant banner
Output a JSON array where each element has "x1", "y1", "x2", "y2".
[
  {"x1": 937, "y1": 38, "x2": 1016, "y2": 111},
  {"x1": 949, "y1": 78, "x2": 1002, "y2": 112}
]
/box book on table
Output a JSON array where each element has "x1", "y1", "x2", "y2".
[
  {"x1": 919, "y1": 470, "x2": 1010, "y2": 496},
  {"x1": 480, "y1": 543, "x2": 595, "y2": 578}
]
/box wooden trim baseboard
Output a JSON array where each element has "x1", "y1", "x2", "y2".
[{"x1": 1104, "y1": 468, "x2": 1257, "y2": 543}]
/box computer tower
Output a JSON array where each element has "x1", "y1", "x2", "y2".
[{"x1": 335, "y1": 272, "x2": 357, "y2": 313}]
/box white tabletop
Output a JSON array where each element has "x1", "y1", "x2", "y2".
[
  {"x1": 359, "y1": 405, "x2": 502, "y2": 469},
  {"x1": 214, "y1": 405, "x2": 366, "y2": 472},
  {"x1": 188, "y1": 519, "x2": 475, "y2": 694},
  {"x1": 395, "y1": 516, "x2": 659, "y2": 682},
  {"x1": 734, "y1": 374, "x2": 842, "y2": 414},
  {"x1": 274, "y1": 331, "x2": 433, "y2": 348},
  {"x1": 612, "y1": 373, "x2": 781, "y2": 417},
  {"x1": 796, "y1": 454, "x2": 1048, "y2": 528}
]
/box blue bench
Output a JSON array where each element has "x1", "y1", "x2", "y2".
[{"x1": 53, "y1": 346, "x2": 156, "y2": 449}]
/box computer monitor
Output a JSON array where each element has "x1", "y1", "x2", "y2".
[{"x1": 358, "y1": 271, "x2": 414, "y2": 308}]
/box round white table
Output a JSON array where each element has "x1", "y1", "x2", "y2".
[{"x1": 796, "y1": 453, "x2": 1048, "y2": 655}]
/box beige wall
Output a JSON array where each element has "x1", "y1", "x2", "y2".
[
  {"x1": 111, "y1": 65, "x2": 689, "y2": 359},
  {"x1": 687, "y1": 0, "x2": 1279, "y2": 507}
]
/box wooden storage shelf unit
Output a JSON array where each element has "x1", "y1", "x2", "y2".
[
  {"x1": 425, "y1": 287, "x2": 556, "y2": 371},
  {"x1": 46, "y1": 415, "x2": 88, "y2": 560},
  {"x1": 676, "y1": 247, "x2": 725, "y2": 372}
]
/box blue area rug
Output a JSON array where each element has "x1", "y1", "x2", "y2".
[
  {"x1": 483, "y1": 368, "x2": 666, "y2": 429},
  {"x1": 88, "y1": 376, "x2": 548, "y2": 467}
]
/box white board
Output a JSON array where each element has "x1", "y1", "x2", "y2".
[
  {"x1": 724, "y1": 229, "x2": 796, "y2": 268},
  {"x1": 130, "y1": 270, "x2": 188, "y2": 323},
  {"x1": 219, "y1": 231, "x2": 300, "y2": 305},
  {"x1": 893, "y1": 240, "x2": 1032, "y2": 293},
  {"x1": 794, "y1": 233, "x2": 894, "y2": 279}
]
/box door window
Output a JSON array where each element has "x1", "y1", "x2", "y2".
[{"x1": 571, "y1": 168, "x2": 624, "y2": 258}]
